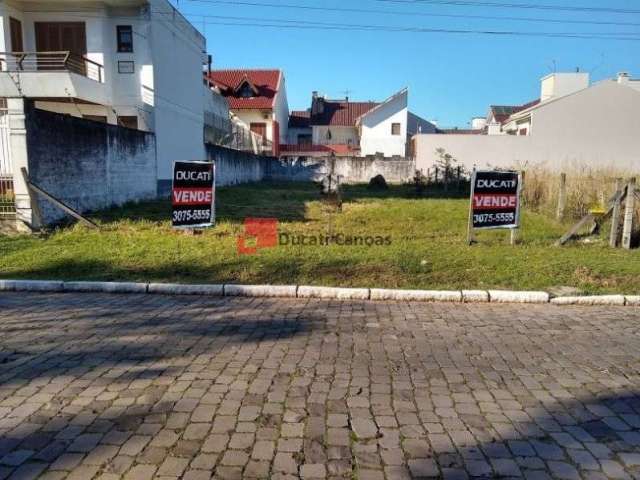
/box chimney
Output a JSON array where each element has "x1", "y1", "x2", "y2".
[
  {"x1": 540, "y1": 72, "x2": 590, "y2": 102},
  {"x1": 311, "y1": 92, "x2": 325, "y2": 116},
  {"x1": 618, "y1": 72, "x2": 630, "y2": 84}
]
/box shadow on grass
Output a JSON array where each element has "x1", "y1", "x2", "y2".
[{"x1": 88, "y1": 182, "x2": 472, "y2": 227}]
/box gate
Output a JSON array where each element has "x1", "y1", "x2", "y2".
[{"x1": 0, "y1": 98, "x2": 15, "y2": 216}]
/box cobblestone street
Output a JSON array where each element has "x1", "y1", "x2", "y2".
[{"x1": 1, "y1": 293, "x2": 640, "y2": 479}]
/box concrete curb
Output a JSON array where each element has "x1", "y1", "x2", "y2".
[
  {"x1": 148, "y1": 283, "x2": 224, "y2": 296},
  {"x1": 0, "y1": 280, "x2": 638, "y2": 306},
  {"x1": 370, "y1": 289, "x2": 461, "y2": 302},
  {"x1": 297, "y1": 286, "x2": 370, "y2": 300},
  {"x1": 64, "y1": 281, "x2": 148, "y2": 294},
  {"x1": 0, "y1": 280, "x2": 64, "y2": 292},
  {"x1": 224, "y1": 285, "x2": 297, "y2": 298},
  {"x1": 626, "y1": 296, "x2": 640, "y2": 306},
  {"x1": 489, "y1": 290, "x2": 550, "y2": 304},
  {"x1": 550, "y1": 295, "x2": 626, "y2": 306}
]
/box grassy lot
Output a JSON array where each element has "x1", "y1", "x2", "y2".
[{"x1": 0, "y1": 182, "x2": 638, "y2": 294}]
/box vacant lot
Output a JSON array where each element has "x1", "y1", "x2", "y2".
[{"x1": 0, "y1": 182, "x2": 638, "y2": 293}]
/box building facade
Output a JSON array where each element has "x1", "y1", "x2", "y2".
[
  {"x1": 0, "y1": 0, "x2": 226, "y2": 189},
  {"x1": 209, "y1": 69, "x2": 289, "y2": 155}
]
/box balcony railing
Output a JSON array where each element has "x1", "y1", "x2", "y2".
[{"x1": 0, "y1": 51, "x2": 104, "y2": 83}]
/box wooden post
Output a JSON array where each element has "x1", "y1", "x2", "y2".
[
  {"x1": 556, "y1": 172, "x2": 567, "y2": 221},
  {"x1": 622, "y1": 177, "x2": 636, "y2": 250},
  {"x1": 434, "y1": 167, "x2": 439, "y2": 185},
  {"x1": 467, "y1": 169, "x2": 476, "y2": 245},
  {"x1": 511, "y1": 170, "x2": 524, "y2": 245},
  {"x1": 609, "y1": 178, "x2": 623, "y2": 248}
]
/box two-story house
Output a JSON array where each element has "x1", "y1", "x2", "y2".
[
  {"x1": 0, "y1": 0, "x2": 226, "y2": 191},
  {"x1": 283, "y1": 88, "x2": 435, "y2": 158},
  {"x1": 209, "y1": 69, "x2": 289, "y2": 155}
]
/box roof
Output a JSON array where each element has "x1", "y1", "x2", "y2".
[
  {"x1": 279, "y1": 143, "x2": 359, "y2": 156},
  {"x1": 289, "y1": 110, "x2": 311, "y2": 128},
  {"x1": 310, "y1": 101, "x2": 379, "y2": 126},
  {"x1": 355, "y1": 88, "x2": 408, "y2": 125},
  {"x1": 209, "y1": 69, "x2": 281, "y2": 110},
  {"x1": 490, "y1": 99, "x2": 540, "y2": 124}
]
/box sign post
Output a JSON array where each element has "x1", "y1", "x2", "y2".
[
  {"x1": 468, "y1": 169, "x2": 522, "y2": 244},
  {"x1": 171, "y1": 161, "x2": 215, "y2": 230}
]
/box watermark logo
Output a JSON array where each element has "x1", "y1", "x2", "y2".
[
  {"x1": 237, "y1": 217, "x2": 392, "y2": 255},
  {"x1": 237, "y1": 218, "x2": 278, "y2": 256}
]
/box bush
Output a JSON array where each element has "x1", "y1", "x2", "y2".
[{"x1": 368, "y1": 174, "x2": 388, "y2": 190}]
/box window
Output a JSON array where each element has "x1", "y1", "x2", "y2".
[
  {"x1": 297, "y1": 134, "x2": 312, "y2": 146},
  {"x1": 9, "y1": 18, "x2": 23, "y2": 52},
  {"x1": 118, "y1": 116, "x2": 138, "y2": 130},
  {"x1": 118, "y1": 60, "x2": 134, "y2": 74},
  {"x1": 117, "y1": 25, "x2": 133, "y2": 53},
  {"x1": 518, "y1": 128, "x2": 528, "y2": 136},
  {"x1": 391, "y1": 123, "x2": 401, "y2": 135},
  {"x1": 238, "y1": 83, "x2": 255, "y2": 98}
]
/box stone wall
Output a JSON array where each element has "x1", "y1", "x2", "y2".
[{"x1": 25, "y1": 105, "x2": 157, "y2": 224}]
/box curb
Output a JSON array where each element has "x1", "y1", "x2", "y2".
[{"x1": 0, "y1": 280, "x2": 638, "y2": 306}]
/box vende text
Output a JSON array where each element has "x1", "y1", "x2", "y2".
[
  {"x1": 473, "y1": 194, "x2": 517, "y2": 210},
  {"x1": 172, "y1": 188, "x2": 213, "y2": 206}
]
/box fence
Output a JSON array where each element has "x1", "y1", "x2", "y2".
[
  {"x1": 204, "y1": 113, "x2": 270, "y2": 154},
  {"x1": 0, "y1": 51, "x2": 104, "y2": 83},
  {"x1": 0, "y1": 99, "x2": 14, "y2": 216}
]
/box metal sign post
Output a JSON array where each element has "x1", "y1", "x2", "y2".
[
  {"x1": 468, "y1": 169, "x2": 522, "y2": 245},
  {"x1": 171, "y1": 161, "x2": 215, "y2": 230}
]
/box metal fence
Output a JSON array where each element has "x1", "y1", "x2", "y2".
[
  {"x1": 0, "y1": 99, "x2": 14, "y2": 216},
  {"x1": 204, "y1": 112, "x2": 270, "y2": 154},
  {"x1": 0, "y1": 51, "x2": 104, "y2": 83}
]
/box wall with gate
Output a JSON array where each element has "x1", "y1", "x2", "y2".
[{"x1": 25, "y1": 105, "x2": 157, "y2": 224}]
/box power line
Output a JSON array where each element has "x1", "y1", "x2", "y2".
[
  {"x1": 184, "y1": 0, "x2": 640, "y2": 27},
  {"x1": 169, "y1": 13, "x2": 640, "y2": 41},
  {"x1": 374, "y1": 0, "x2": 640, "y2": 15}
]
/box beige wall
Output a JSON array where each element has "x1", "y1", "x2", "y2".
[{"x1": 415, "y1": 81, "x2": 640, "y2": 173}]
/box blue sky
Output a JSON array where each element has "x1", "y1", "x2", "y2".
[{"x1": 170, "y1": 0, "x2": 640, "y2": 128}]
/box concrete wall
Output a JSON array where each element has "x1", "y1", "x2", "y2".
[
  {"x1": 274, "y1": 74, "x2": 289, "y2": 144},
  {"x1": 24, "y1": 105, "x2": 157, "y2": 224},
  {"x1": 269, "y1": 156, "x2": 415, "y2": 184},
  {"x1": 205, "y1": 143, "x2": 272, "y2": 186},
  {"x1": 415, "y1": 81, "x2": 640, "y2": 173}
]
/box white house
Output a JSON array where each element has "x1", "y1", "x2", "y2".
[
  {"x1": 283, "y1": 88, "x2": 434, "y2": 158},
  {"x1": 209, "y1": 69, "x2": 289, "y2": 155},
  {"x1": 414, "y1": 72, "x2": 640, "y2": 173},
  {"x1": 0, "y1": 0, "x2": 227, "y2": 190}
]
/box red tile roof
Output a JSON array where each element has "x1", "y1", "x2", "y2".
[
  {"x1": 209, "y1": 69, "x2": 281, "y2": 110},
  {"x1": 490, "y1": 99, "x2": 540, "y2": 124},
  {"x1": 279, "y1": 144, "x2": 360, "y2": 155},
  {"x1": 310, "y1": 101, "x2": 379, "y2": 126},
  {"x1": 289, "y1": 110, "x2": 311, "y2": 128}
]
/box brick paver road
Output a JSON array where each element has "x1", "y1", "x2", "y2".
[{"x1": 1, "y1": 293, "x2": 640, "y2": 479}]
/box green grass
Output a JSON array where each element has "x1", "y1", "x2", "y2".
[{"x1": 0, "y1": 182, "x2": 638, "y2": 294}]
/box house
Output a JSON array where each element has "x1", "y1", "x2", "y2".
[
  {"x1": 0, "y1": 0, "x2": 228, "y2": 191},
  {"x1": 413, "y1": 72, "x2": 640, "y2": 173},
  {"x1": 283, "y1": 88, "x2": 434, "y2": 158},
  {"x1": 209, "y1": 69, "x2": 289, "y2": 155}
]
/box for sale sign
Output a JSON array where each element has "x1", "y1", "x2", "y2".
[
  {"x1": 470, "y1": 170, "x2": 521, "y2": 229},
  {"x1": 172, "y1": 161, "x2": 215, "y2": 228}
]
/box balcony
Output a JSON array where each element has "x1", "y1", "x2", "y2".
[{"x1": 0, "y1": 52, "x2": 108, "y2": 105}]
